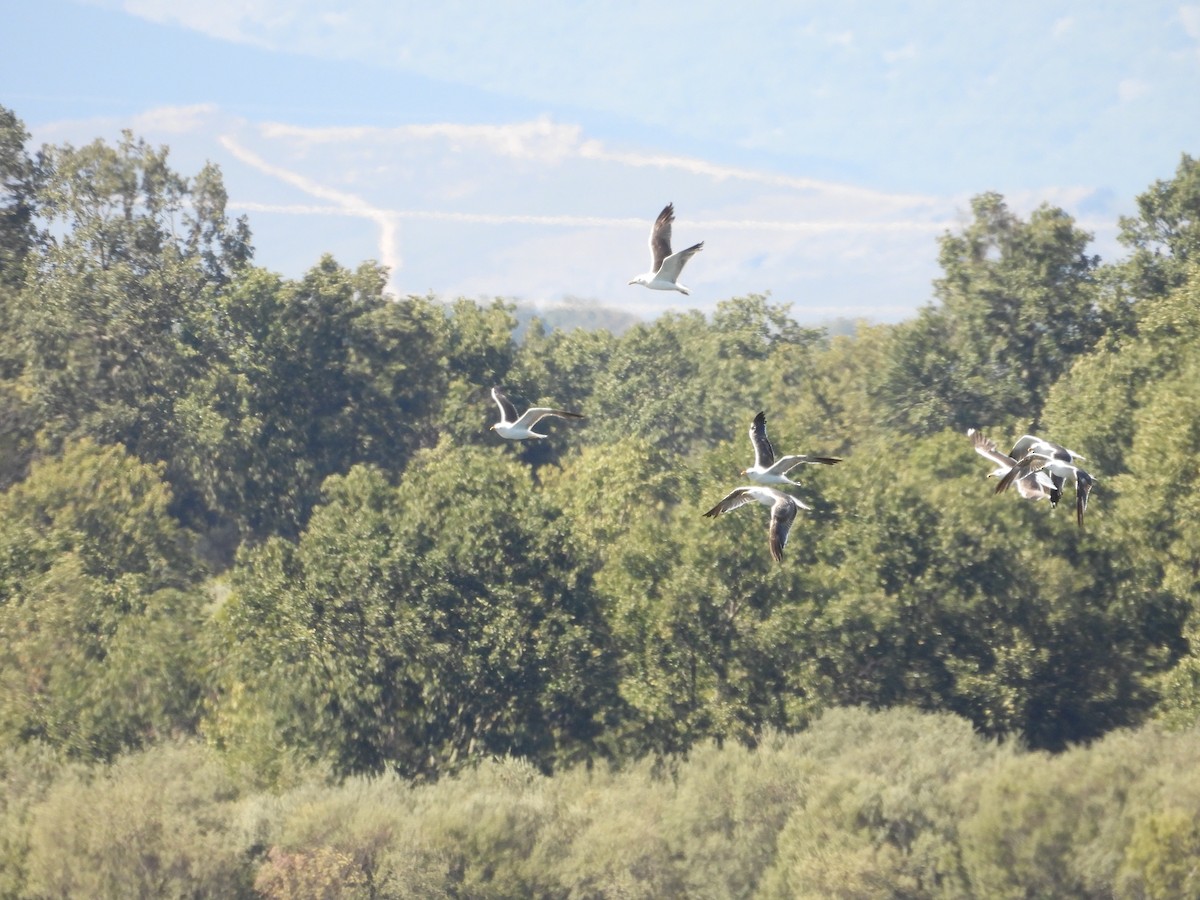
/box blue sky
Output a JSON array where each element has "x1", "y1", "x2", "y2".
[{"x1": 4, "y1": 1, "x2": 1199, "y2": 323}]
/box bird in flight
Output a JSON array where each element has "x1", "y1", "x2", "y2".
[
  {"x1": 994, "y1": 436, "x2": 1096, "y2": 527},
  {"x1": 968, "y1": 428, "x2": 1057, "y2": 501},
  {"x1": 743, "y1": 411, "x2": 841, "y2": 487},
  {"x1": 628, "y1": 202, "x2": 704, "y2": 295},
  {"x1": 489, "y1": 387, "x2": 584, "y2": 440},
  {"x1": 702, "y1": 485, "x2": 808, "y2": 562}
]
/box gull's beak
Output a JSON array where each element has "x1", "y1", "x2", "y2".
[{"x1": 628, "y1": 279, "x2": 637, "y2": 285}]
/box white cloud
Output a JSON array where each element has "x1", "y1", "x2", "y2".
[
  {"x1": 1182, "y1": 5, "x2": 1200, "y2": 58},
  {"x1": 227, "y1": 203, "x2": 949, "y2": 236},
  {"x1": 577, "y1": 145, "x2": 936, "y2": 210},
  {"x1": 318, "y1": 11, "x2": 349, "y2": 28},
  {"x1": 27, "y1": 99, "x2": 1112, "y2": 322},
  {"x1": 260, "y1": 117, "x2": 586, "y2": 164},
  {"x1": 255, "y1": 118, "x2": 939, "y2": 213},
  {"x1": 35, "y1": 104, "x2": 222, "y2": 144},
  {"x1": 883, "y1": 42, "x2": 918, "y2": 64},
  {"x1": 131, "y1": 103, "x2": 220, "y2": 134},
  {"x1": 113, "y1": 0, "x2": 289, "y2": 46},
  {"x1": 1117, "y1": 78, "x2": 1151, "y2": 102},
  {"x1": 1051, "y1": 17, "x2": 1075, "y2": 39},
  {"x1": 1182, "y1": 5, "x2": 1200, "y2": 35}
]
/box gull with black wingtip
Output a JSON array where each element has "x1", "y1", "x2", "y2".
[
  {"x1": 743, "y1": 411, "x2": 841, "y2": 487},
  {"x1": 968, "y1": 428, "x2": 1057, "y2": 501},
  {"x1": 489, "y1": 387, "x2": 584, "y2": 440},
  {"x1": 628, "y1": 202, "x2": 704, "y2": 295},
  {"x1": 993, "y1": 434, "x2": 1096, "y2": 526},
  {"x1": 702, "y1": 485, "x2": 808, "y2": 563}
]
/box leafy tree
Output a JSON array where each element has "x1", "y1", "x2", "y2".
[
  {"x1": 1116, "y1": 729, "x2": 1200, "y2": 899},
  {"x1": 1118, "y1": 354, "x2": 1200, "y2": 728},
  {"x1": 184, "y1": 161, "x2": 252, "y2": 286},
  {"x1": 505, "y1": 319, "x2": 618, "y2": 466},
  {"x1": 1118, "y1": 153, "x2": 1200, "y2": 299},
  {"x1": 0, "y1": 105, "x2": 38, "y2": 292},
  {"x1": 1040, "y1": 274, "x2": 1200, "y2": 728},
  {"x1": 883, "y1": 193, "x2": 1102, "y2": 433},
  {"x1": 760, "y1": 708, "x2": 995, "y2": 899},
  {"x1": 0, "y1": 107, "x2": 41, "y2": 487},
  {"x1": 209, "y1": 447, "x2": 615, "y2": 779},
  {"x1": 764, "y1": 319, "x2": 881, "y2": 459},
  {"x1": 660, "y1": 731, "x2": 807, "y2": 899},
  {"x1": 589, "y1": 435, "x2": 837, "y2": 758},
  {"x1": 11, "y1": 132, "x2": 250, "y2": 487},
  {"x1": 172, "y1": 263, "x2": 457, "y2": 553},
  {"x1": 0, "y1": 440, "x2": 206, "y2": 759},
  {"x1": 1042, "y1": 266, "x2": 1200, "y2": 476},
  {"x1": 955, "y1": 727, "x2": 1192, "y2": 898},
  {"x1": 797, "y1": 430, "x2": 1183, "y2": 750},
  {"x1": 436, "y1": 298, "x2": 521, "y2": 446},
  {"x1": 585, "y1": 295, "x2": 823, "y2": 458}
]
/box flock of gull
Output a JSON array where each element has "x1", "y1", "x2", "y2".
[
  {"x1": 487, "y1": 203, "x2": 1098, "y2": 563},
  {"x1": 969, "y1": 429, "x2": 1096, "y2": 527}
]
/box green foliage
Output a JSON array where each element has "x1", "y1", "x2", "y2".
[
  {"x1": 584, "y1": 295, "x2": 823, "y2": 457},
  {"x1": 1119, "y1": 152, "x2": 1200, "y2": 298},
  {"x1": 14, "y1": 133, "x2": 244, "y2": 474},
  {"x1": 759, "y1": 708, "x2": 995, "y2": 899},
  {"x1": 883, "y1": 193, "x2": 1102, "y2": 433},
  {"x1": 0, "y1": 440, "x2": 206, "y2": 758},
  {"x1": 1045, "y1": 274, "x2": 1200, "y2": 726},
  {"x1": 210, "y1": 449, "x2": 616, "y2": 779},
  {"x1": 1120, "y1": 808, "x2": 1200, "y2": 899},
  {"x1": 0, "y1": 105, "x2": 38, "y2": 291},
  {"x1": 2, "y1": 710, "x2": 1200, "y2": 897},
  {"x1": 3, "y1": 109, "x2": 1200, "y2": 896},
  {"x1": 22, "y1": 742, "x2": 256, "y2": 899},
  {"x1": 173, "y1": 259, "x2": 450, "y2": 545},
  {"x1": 0, "y1": 742, "x2": 65, "y2": 899}
]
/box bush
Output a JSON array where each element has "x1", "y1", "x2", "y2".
[
  {"x1": 0, "y1": 742, "x2": 66, "y2": 899},
  {"x1": 23, "y1": 743, "x2": 257, "y2": 898}
]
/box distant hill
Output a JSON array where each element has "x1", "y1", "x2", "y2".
[
  {"x1": 512, "y1": 298, "x2": 644, "y2": 337},
  {"x1": 512, "y1": 300, "x2": 867, "y2": 340}
]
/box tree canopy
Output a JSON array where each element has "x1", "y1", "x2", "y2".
[{"x1": 2, "y1": 103, "x2": 1200, "y2": 894}]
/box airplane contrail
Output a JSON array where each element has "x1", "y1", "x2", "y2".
[
  {"x1": 229, "y1": 201, "x2": 951, "y2": 234},
  {"x1": 219, "y1": 135, "x2": 403, "y2": 279}
]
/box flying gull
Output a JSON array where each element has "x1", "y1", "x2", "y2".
[
  {"x1": 1000, "y1": 434, "x2": 1085, "y2": 507},
  {"x1": 702, "y1": 485, "x2": 808, "y2": 562},
  {"x1": 628, "y1": 203, "x2": 704, "y2": 295},
  {"x1": 993, "y1": 435, "x2": 1096, "y2": 526},
  {"x1": 489, "y1": 387, "x2": 584, "y2": 440},
  {"x1": 744, "y1": 411, "x2": 841, "y2": 486},
  {"x1": 968, "y1": 428, "x2": 1057, "y2": 501}
]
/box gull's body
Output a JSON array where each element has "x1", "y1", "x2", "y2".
[
  {"x1": 993, "y1": 436, "x2": 1099, "y2": 528},
  {"x1": 1002, "y1": 434, "x2": 1086, "y2": 508},
  {"x1": 702, "y1": 485, "x2": 807, "y2": 562},
  {"x1": 489, "y1": 387, "x2": 584, "y2": 440},
  {"x1": 996, "y1": 449, "x2": 1096, "y2": 527},
  {"x1": 744, "y1": 411, "x2": 841, "y2": 486},
  {"x1": 968, "y1": 429, "x2": 1056, "y2": 501},
  {"x1": 1007, "y1": 434, "x2": 1085, "y2": 464},
  {"x1": 628, "y1": 203, "x2": 704, "y2": 295}
]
